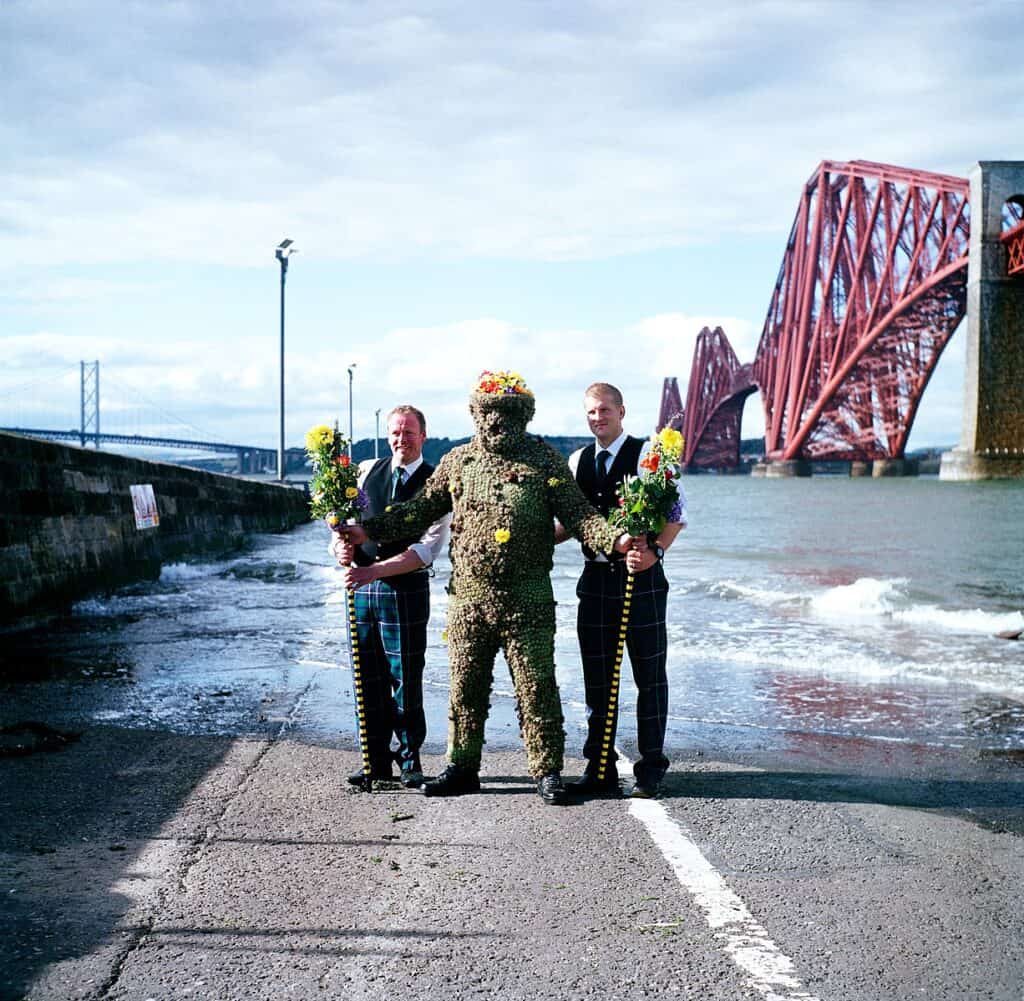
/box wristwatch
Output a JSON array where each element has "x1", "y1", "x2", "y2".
[{"x1": 652, "y1": 544, "x2": 665, "y2": 561}]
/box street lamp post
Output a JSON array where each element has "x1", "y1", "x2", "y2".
[
  {"x1": 374, "y1": 408, "x2": 381, "y2": 459},
  {"x1": 275, "y1": 238, "x2": 297, "y2": 481},
  {"x1": 347, "y1": 363, "x2": 357, "y2": 456}
]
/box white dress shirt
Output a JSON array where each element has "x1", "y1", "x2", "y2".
[{"x1": 567, "y1": 430, "x2": 687, "y2": 562}]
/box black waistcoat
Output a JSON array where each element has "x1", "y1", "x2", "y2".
[
  {"x1": 574, "y1": 436, "x2": 644, "y2": 560},
  {"x1": 354, "y1": 457, "x2": 434, "y2": 566}
]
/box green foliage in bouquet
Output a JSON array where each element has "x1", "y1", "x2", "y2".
[
  {"x1": 608, "y1": 427, "x2": 685, "y2": 537},
  {"x1": 304, "y1": 423, "x2": 368, "y2": 525}
]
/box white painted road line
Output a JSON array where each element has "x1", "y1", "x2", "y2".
[{"x1": 618, "y1": 758, "x2": 821, "y2": 1001}]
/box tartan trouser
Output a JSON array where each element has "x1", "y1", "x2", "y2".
[
  {"x1": 576, "y1": 560, "x2": 670, "y2": 785},
  {"x1": 351, "y1": 572, "x2": 429, "y2": 773}
]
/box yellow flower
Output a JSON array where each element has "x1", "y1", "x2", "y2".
[
  {"x1": 656, "y1": 427, "x2": 684, "y2": 461},
  {"x1": 385, "y1": 505, "x2": 393, "y2": 512},
  {"x1": 547, "y1": 477, "x2": 560, "y2": 487},
  {"x1": 404, "y1": 514, "x2": 415, "y2": 523},
  {"x1": 345, "y1": 486, "x2": 358, "y2": 499},
  {"x1": 325, "y1": 513, "x2": 340, "y2": 527},
  {"x1": 494, "y1": 528, "x2": 511, "y2": 544},
  {"x1": 441, "y1": 629, "x2": 448, "y2": 643},
  {"x1": 304, "y1": 424, "x2": 334, "y2": 452}
]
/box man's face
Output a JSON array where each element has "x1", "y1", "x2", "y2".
[
  {"x1": 584, "y1": 392, "x2": 625, "y2": 446},
  {"x1": 388, "y1": 412, "x2": 426, "y2": 465}
]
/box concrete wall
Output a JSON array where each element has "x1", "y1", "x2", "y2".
[
  {"x1": 0, "y1": 432, "x2": 309, "y2": 621},
  {"x1": 941, "y1": 161, "x2": 1024, "y2": 480}
]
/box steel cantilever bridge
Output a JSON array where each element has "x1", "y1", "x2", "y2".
[{"x1": 660, "y1": 159, "x2": 1019, "y2": 470}]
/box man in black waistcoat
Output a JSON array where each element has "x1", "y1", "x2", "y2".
[
  {"x1": 330, "y1": 405, "x2": 450, "y2": 789},
  {"x1": 559, "y1": 382, "x2": 686, "y2": 799}
]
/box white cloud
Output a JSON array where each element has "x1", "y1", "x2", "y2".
[
  {"x1": 3, "y1": 2, "x2": 1020, "y2": 270},
  {"x1": 1, "y1": 1, "x2": 1016, "y2": 449},
  {"x1": 1, "y1": 312, "x2": 758, "y2": 446}
]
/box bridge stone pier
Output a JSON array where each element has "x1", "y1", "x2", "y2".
[{"x1": 941, "y1": 161, "x2": 1024, "y2": 480}]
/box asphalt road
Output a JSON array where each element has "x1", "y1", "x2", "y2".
[{"x1": 2, "y1": 698, "x2": 1023, "y2": 1001}]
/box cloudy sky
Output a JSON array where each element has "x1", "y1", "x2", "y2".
[{"x1": 2, "y1": 1, "x2": 1021, "y2": 451}]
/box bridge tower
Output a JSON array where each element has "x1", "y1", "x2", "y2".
[
  {"x1": 941, "y1": 162, "x2": 1024, "y2": 479},
  {"x1": 79, "y1": 360, "x2": 100, "y2": 449}
]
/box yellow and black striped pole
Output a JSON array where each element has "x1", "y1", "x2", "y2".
[
  {"x1": 595, "y1": 570, "x2": 634, "y2": 783},
  {"x1": 345, "y1": 582, "x2": 373, "y2": 792}
]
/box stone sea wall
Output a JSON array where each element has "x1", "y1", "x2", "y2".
[{"x1": 0, "y1": 432, "x2": 309, "y2": 621}]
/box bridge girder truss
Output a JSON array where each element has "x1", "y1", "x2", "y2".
[
  {"x1": 751, "y1": 160, "x2": 970, "y2": 462},
  {"x1": 674, "y1": 327, "x2": 756, "y2": 469},
  {"x1": 656, "y1": 377, "x2": 684, "y2": 435},
  {"x1": 1004, "y1": 217, "x2": 1024, "y2": 276}
]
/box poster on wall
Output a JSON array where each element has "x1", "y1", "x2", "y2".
[{"x1": 130, "y1": 484, "x2": 159, "y2": 529}]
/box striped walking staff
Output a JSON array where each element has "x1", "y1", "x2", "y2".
[
  {"x1": 344, "y1": 572, "x2": 374, "y2": 792},
  {"x1": 594, "y1": 571, "x2": 634, "y2": 783}
]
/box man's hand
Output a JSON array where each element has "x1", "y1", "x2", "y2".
[
  {"x1": 335, "y1": 524, "x2": 368, "y2": 546},
  {"x1": 613, "y1": 533, "x2": 648, "y2": 554},
  {"x1": 329, "y1": 535, "x2": 354, "y2": 567},
  {"x1": 625, "y1": 547, "x2": 657, "y2": 574},
  {"x1": 342, "y1": 565, "x2": 379, "y2": 590}
]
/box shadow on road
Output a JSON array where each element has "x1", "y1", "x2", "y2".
[{"x1": 661, "y1": 766, "x2": 1024, "y2": 835}]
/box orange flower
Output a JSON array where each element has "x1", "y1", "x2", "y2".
[
  {"x1": 340, "y1": 455, "x2": 351, "y2": 467},
  {"x1": 640, "y1": 452, "x2": 660, "y2": 472}
]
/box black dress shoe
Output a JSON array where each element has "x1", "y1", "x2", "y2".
[
  {"x1": 629, "y1": 780, "x2": 660, "y2": 800},
  {"x1": 399, "y1": 769, "x2": 425, "y2": 789},
  {"x1": 537, "y1": 773, "x2": 568, "y2": 806},
  {"x1": 567, "y1": 771, "x2": 622, "y2": 796},
  {"x1": 347, "y1": 768, "x2": 393, "y2": 786},
  {"x1": 421, "y1": 764, "x2": 481, "y2": 797}
]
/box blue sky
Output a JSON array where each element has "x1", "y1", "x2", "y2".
[{"x1": 2, "y1": 1, "x2": 1021, "y2": 450}]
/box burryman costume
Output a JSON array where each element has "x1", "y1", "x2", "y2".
[{"x1": 362, "y1": 374, "x2": 621, "y2": 799}]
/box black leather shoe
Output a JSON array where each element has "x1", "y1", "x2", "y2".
[
  {"x1": 537, "y1": 773, "x2": 568, "y2": 806},
  {"x1": 399, "y1": 769, "x2": 425, "y2": 789},
  {"x1": 347, "y1": 768, "x2": 393, "y2": 786},
  {"x1": 421, "y1": 764, "x2": 481, "y2": 797},
  {"x1": 567, "y1": 771, "x2": 621, "y2": 797},
  {"x1": 629, "y1": 780, "x2": 660, "y2": 800}
]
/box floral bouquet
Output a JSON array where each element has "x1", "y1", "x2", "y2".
[
  {"x1": 474, "y1": 370, "x2": 533, "y2": 396},
  {"x1": 304, "y1": 422, "x2": 368, "y2": 526},
  {"x1": 609, "y1": 427, "x2": 685, "y2": 537}
]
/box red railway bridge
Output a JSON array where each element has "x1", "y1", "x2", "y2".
[{"x1": 661, "y1": 159, "x2": 1024, "y2": 476}]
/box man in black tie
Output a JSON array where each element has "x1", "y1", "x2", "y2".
[
  {"x1": 330, "y1": 405, "x2": 450, "y2": 788},
  {"x1": 559, "y1": 382, "x2": 686, "y2": 799}
]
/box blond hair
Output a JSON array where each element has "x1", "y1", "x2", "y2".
[{"x1": 583, "y1": 382, "x2": 623, "y2": 407}]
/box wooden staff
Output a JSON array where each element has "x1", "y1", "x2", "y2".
[{"x1": 595, "y1": 570, "x2": 634, "y2": 783}]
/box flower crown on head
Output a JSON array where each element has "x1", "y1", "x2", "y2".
[{"x1": 474, "y1": 370, "x2": 533, "y2": 397}]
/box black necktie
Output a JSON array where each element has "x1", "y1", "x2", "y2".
[
  {"x1": 391, "y1": 467, "x2": 405, "y2": 500},
  {"x1": 595, "y1": 450, "x2": 611, "y2": 487}
]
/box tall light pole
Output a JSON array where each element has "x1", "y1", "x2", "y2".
[
  {"x1": 347, "y1": 363, "x2": 357, "y2": 456},
  {"x1": 275, "y1": 238, "x2": 297, "y2": 481},
  {"x1": 374, "y1": 408, "x2": 381, "y2": 459}
]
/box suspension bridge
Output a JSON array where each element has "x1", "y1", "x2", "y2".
[{"x1": 0, "y1": 363, "x2": 307, "y2": 475}]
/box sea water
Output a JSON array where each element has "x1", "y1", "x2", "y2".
[{"x1": 4, "y1": 476, "x2": 1022, "y2": 763}]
